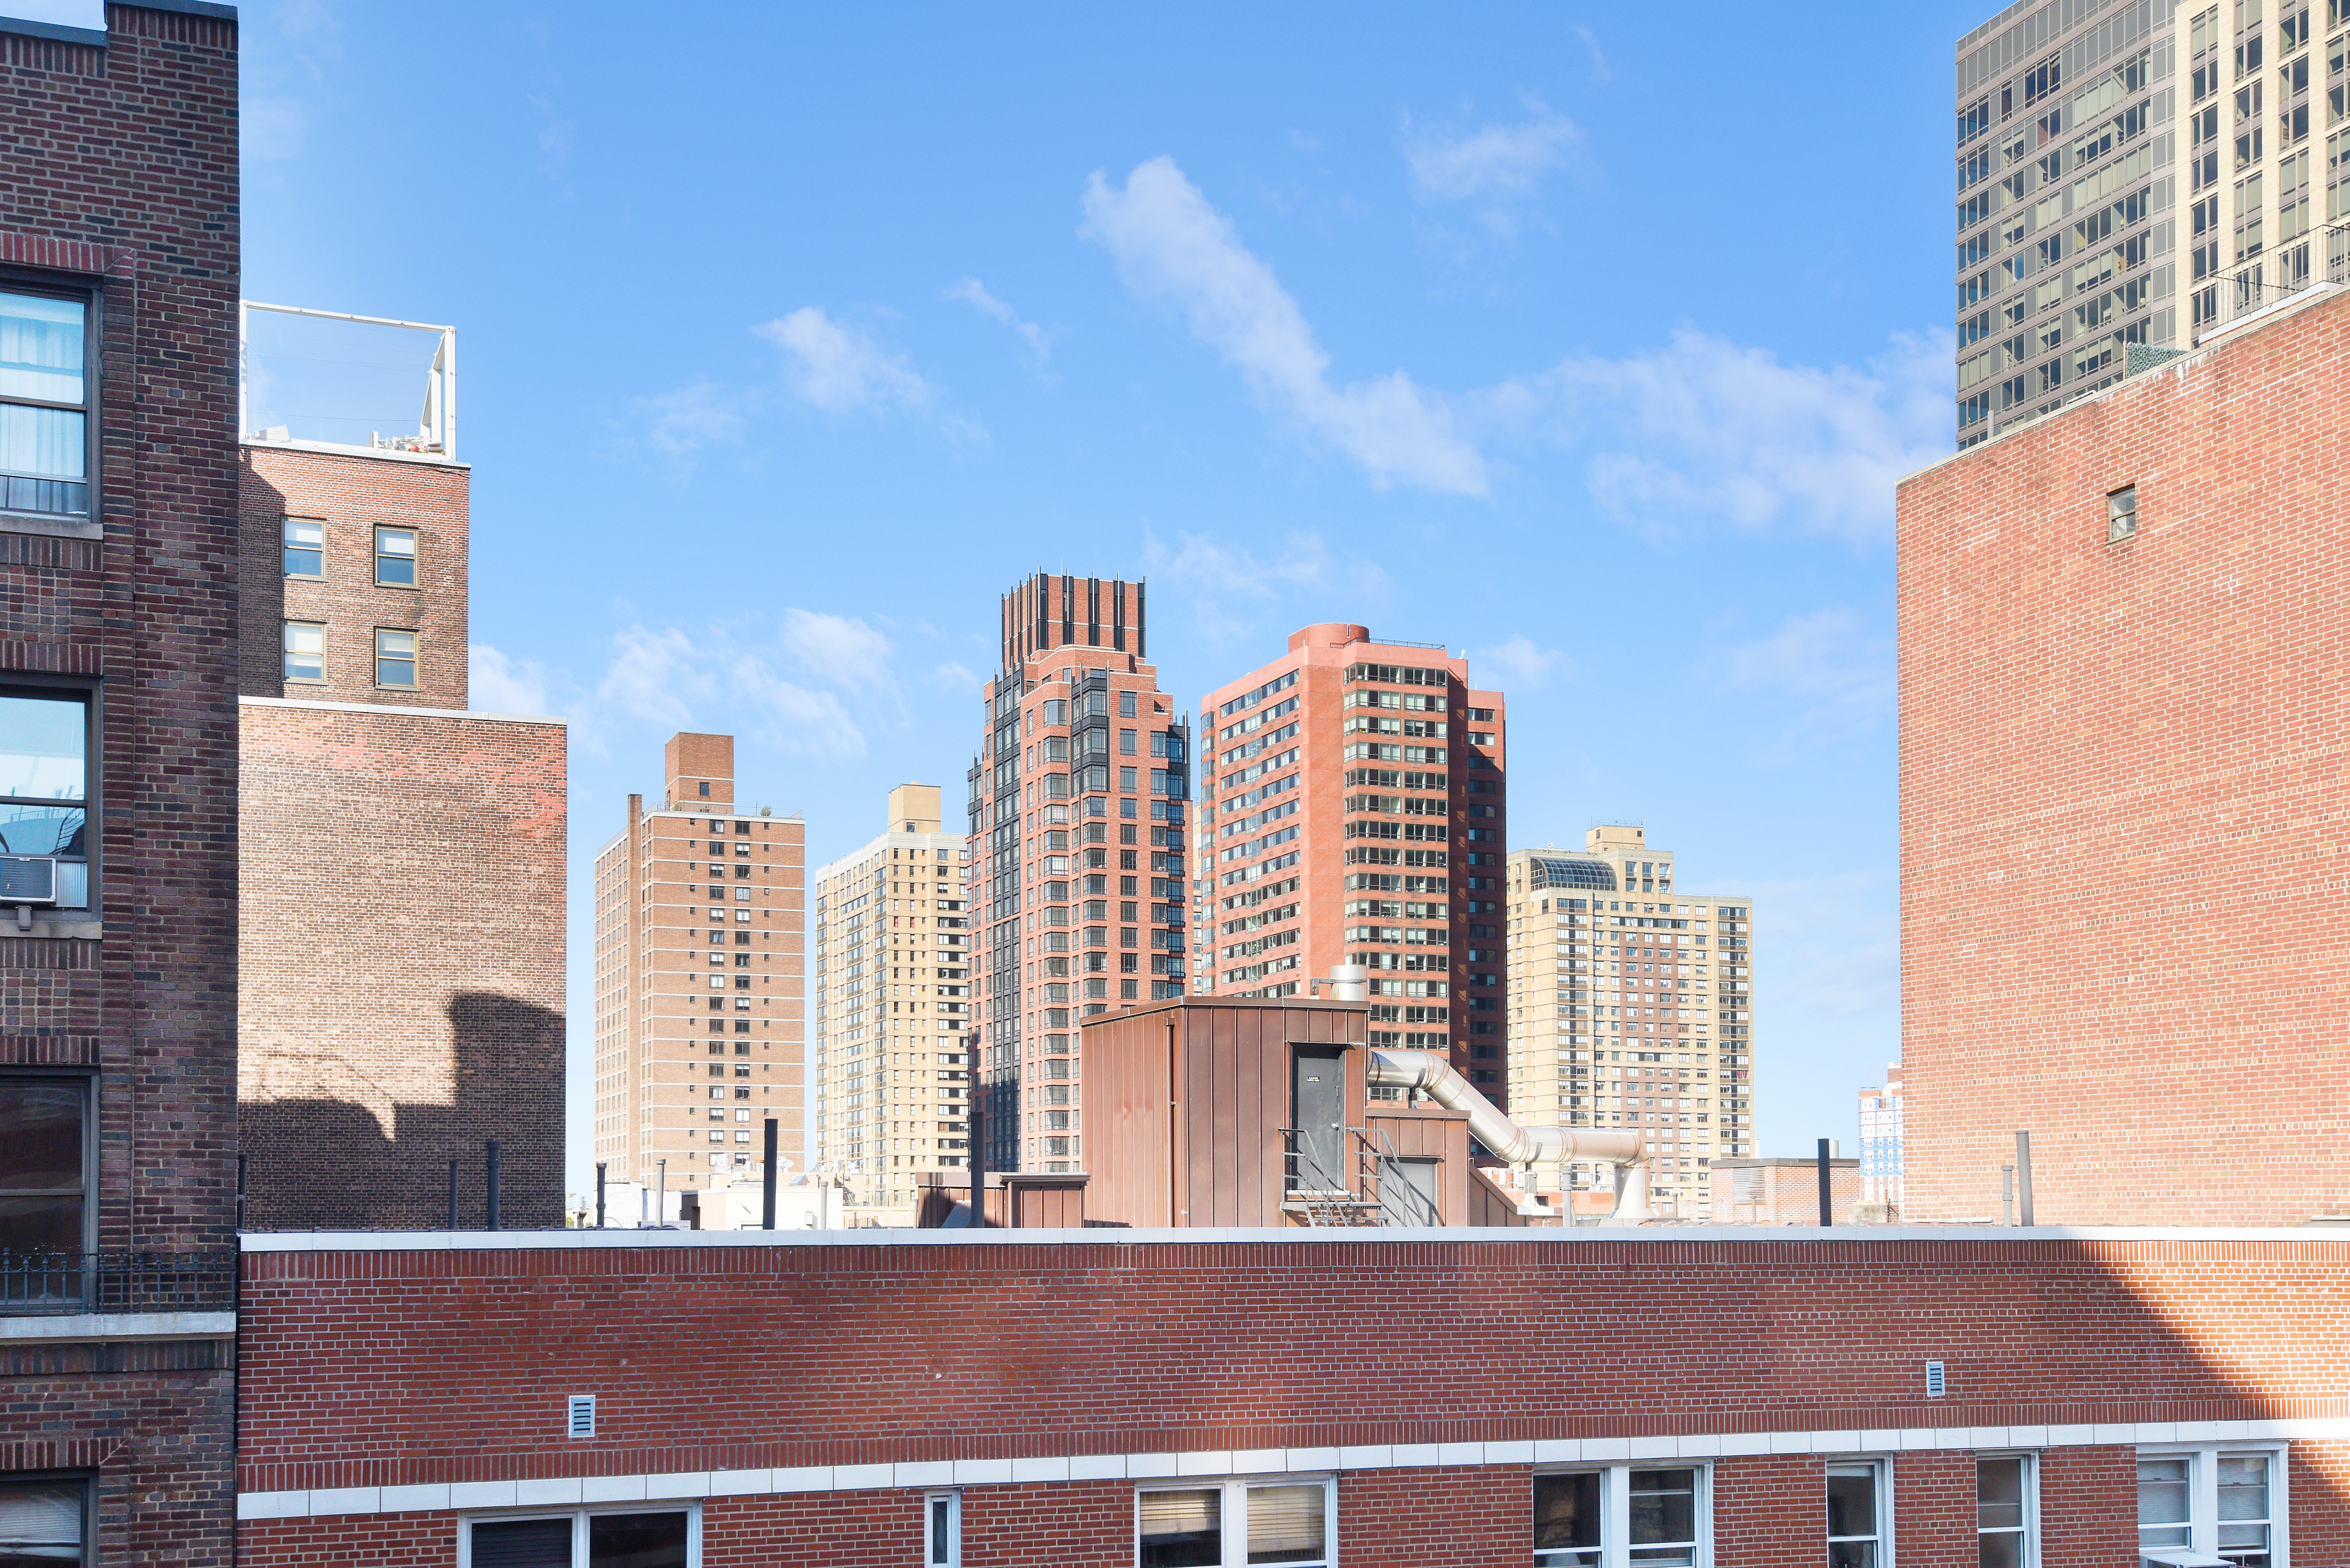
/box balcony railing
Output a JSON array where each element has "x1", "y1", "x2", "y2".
[
  {"x1": 2193, "y1": 217, "x2": 2350, "y2": 341},
  {"x1": 0, "y1": 1250, "x2": 238, "y2": 1316}
]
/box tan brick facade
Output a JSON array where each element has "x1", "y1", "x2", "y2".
[
  {"x1": 1898, "y1": 287, "x2": 2350, "y2": 1226},
  {"x1": 237, "y1": 444, "x2": 468, "y2": 707},
  {"x1": 237, "y1": 700, "x2": 566, "y2": 1228}
]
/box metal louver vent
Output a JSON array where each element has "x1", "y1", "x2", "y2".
[
  {"x1": 567, "y1": 1393, "x2": 595, "y2": 1438},
  {"x1": 1925, "y1": 1360, "x2": 1947, "y2": 1399}
]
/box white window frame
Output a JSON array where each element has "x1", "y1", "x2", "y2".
[
  {"x1": 1975, "y1": 1451, "x2": 2039, "y2": 1568},
  {"x1": 1134, "y1": 1474, "x2": 1336, "y2": 1568},
  {"x1": 1534, "y1": 1461, "x2": 1713, "y2": 1567},
  {"x1": 925, "y1": 1489, "x2": 961, "y2": 1568},
  {"x1": 1826, "y1": 1456, "x2": 1894, "y2": 1567},
  {"x1": 455, "y1": 1503, "x2": 700, "y2": 1568},
  {"x1": 2136, "y1": 1442, "x2": 2291, "y2": 1567}
]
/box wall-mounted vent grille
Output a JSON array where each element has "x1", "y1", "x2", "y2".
[
  {"x1": 566, "y1": 1394, "x2": 595, "y2": 1438},
  {"x1": 1925, "y1": 1360, "x2": 1947, "y2": 1399}
]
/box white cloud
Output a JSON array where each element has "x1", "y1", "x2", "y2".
[
  {"x1": 723, "y1": 653, "x2": 866, "y2": 761},
  {"x1": 929, "y1": 661, "x2": 980, "y2": 694},
  {"x1": 1144, "y1": 527, "x2": 1333, "y2": 598},
  {"x1": 243, "y1": 97, "x2": 311, "y2": 162},
  {"x1": 1081, "y1": 157, "x2": 1486, "y2": 497},
  {"x1": 1403, "y1": 96, "x2": 1578, "y2": 205},
  {"x1": 780, "y1": 609, "x2": 893, "y2": 696},
  {"x1": 595, "y1": 625, "x2": 709, "y2": 728},
  {"x1": 947, "y1": 278, "x2": 1049, "y2": 358},
  {"x1": 1482, "y1": 328, "x2": 1953, "y2": 546},
  {"x1": 468, "y1": 645, "x2": 551, "y2": 715},
  {"x1": 1574, "y1": 28, "x2": 1612, "y2": 84},
  {"x1": 1473, "y1": 634, "x2": 1571, "y2": 691},
  {"x1": 1725, "y1": 607, "x2": 1896, "y2": 750},
  {"x1": 637, "y1": 380, "x2": 752, "y2": 459},
  {"x1": 754, "y1": 307, "x2": 931, "y2": 413}
]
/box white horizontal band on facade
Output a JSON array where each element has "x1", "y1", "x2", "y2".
[
  {"x1": 238, "y1": 695, "x2": 565, "y2": 728},
  {"x1": 0, "y1": 1311, "x2": 235, "y2": 1342},
  {"x1": 236, "y1": 1417, "x2": 2350, "y2": 1522}
]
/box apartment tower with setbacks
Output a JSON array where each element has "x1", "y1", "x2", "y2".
[
  {"x1": 1195, "y1": 625, "x2": 1508, "y2": 1102},
  {"x1": 592, "y1": 733, "x2": 806, "y2": 1195},
  {"x1": 969, "y1": 574, "x2": 1192, "y2": 1174}
]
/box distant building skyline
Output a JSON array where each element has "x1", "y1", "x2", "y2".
[{"x1": 1859, "y1": 1063, "x2": 1905, "y2": 1215}]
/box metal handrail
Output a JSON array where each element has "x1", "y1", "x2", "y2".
[{"x1": 2193, "y1": 216, "x2": 2350, "y2": 342}]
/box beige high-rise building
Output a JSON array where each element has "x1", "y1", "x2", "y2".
[
  {"x1": 1504, "y1": 826, "x2": 1756, "y2": 1219},
  {"x1": 592, "y1": 732, "x2": 806, "y2": 1198},
  {"x1": 808, "y1": 784, "x2": 977, "y2": 1220}
]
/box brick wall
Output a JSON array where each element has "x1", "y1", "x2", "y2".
[
  {"x1": 238, "y1": 445, "x2": 469, "y2": 706},
  {"x1": 238, "y1": 700, "x2": 565, "y2": 1227},
  {"x1": 1898, "y1": 288, "x2": 2350, "y2": 1225},
  {"x1": 1, "y1": 9, "x2": 244, "y2": 1568}
]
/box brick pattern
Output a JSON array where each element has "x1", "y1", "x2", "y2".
[
  {"x1": 0, "y1": 8, "x2": 245, "y2": 1562},
  {"x1": 1898, "y1": 289, "x2": 2350, "y2": 1225},
  {"x1": 237, "y1": 701, "x2": 565, "y2": 1228},
  {"x1": 238, "y1": 446, "x2": 469, "y2": 706}
]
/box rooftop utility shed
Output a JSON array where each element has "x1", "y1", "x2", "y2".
[{"x1": 1081, "y1": 995, "x2": 1536, "y2": 1228}]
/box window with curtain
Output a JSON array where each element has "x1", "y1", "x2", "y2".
[
  {"x1": 1137, "y1": 1481, "x2": 1330, "y2": 1568},
  {"x1": 0, "y1": 1480, "x2": 83, "y2": 1566},
  {"x1": 1828, "y1": 1462, "x2": 1885, "y2": 1568},
  {"x1": 0, "y1": 691, "x2": 91, "y2": 911},
  {"x1": 0, "y1": 291, "x2": 89, "y2": 518}
]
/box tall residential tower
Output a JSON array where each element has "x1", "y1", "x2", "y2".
[
  {"x1": 1504, "y1": 829, "x2": 1757, "y2": 1216},
  {"x1": 1195, "y1": 626, "x2": 1508, "y2": 1100},
  {"x1": 592, "y1": 733, "x2": 806, "y2": 1194},
  {"x1": 969, "y1": 574, "x2": 1191, "y2": 1174},
  {"x1": 809, "y1": 783, "x2": 975, "y2": 1219}
]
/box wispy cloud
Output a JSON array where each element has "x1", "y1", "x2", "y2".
[
  {"x1": 243, "y1": 98, "x2": 312, "y2": 162},
  {"x1": 947, "y1": 278, "x2": 1050, "y2": 358},
  {"x1": 596, "y1": 625, "x2": 709, "y2": 729},
  {"x1": 637, "y1": 380, "x2": 752, "y2": 460},
  {"x1": 596, "y1": 622, "x2": 866, "y2": 761},
  {"x1": 468, "y1": 645, "x2": 552, "y2": 715},
  {"x1": 1473, "y1": 634, "x2": 1571, "y2": 691},
  {"x1": 1725, "y1": 607, "x2": 1896, "y2": 752},
  {"x1": 1481, "y1": 328, "x2": 1953, "y2": 546},
  {"x1": 1574, "y1": 27, "x2": 1612, "y2": 84},
  {"x1": 780, "y1": 608, "x2": 894, "y2": 696},
  {"x1": 755, "y1": 307, "x2": 933, "y2": 413},
  {"x1": 929, "y1": 661, "x2": 980, "y2": 695},
  {"x1": 1081, "y1": 157, "x2": 1486, "y2": 497},
  {"x1": 1140, "y1": 524, "x2": 1391, "y2": 644},
  {"x1": 1402, "y1": 95, "x2": 1579, "y2": 206}
]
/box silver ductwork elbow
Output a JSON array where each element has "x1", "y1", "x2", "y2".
[
  {"x1": 1328, "y1": 964, "x2": 1368, "y2": 1003},
  {"x1": 1367, "y1": 1048, "x2": 1653, "y2": 1223}
]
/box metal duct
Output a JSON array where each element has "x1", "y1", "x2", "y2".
[
  {"x1": 1367, "y1": 1049, "x2": 1653, "y2": 1223},
  {"x1": 1328, "y1": 964, "x2": 1368, "y2": 1003}
]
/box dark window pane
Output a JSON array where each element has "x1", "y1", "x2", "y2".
[
  {"x1": 1534, "y1": 1472, "x2": 1601, "y2": 1551},
  {"x1": 470, "y1": 1519, "x2": 571, "y2": 1568},
  {"x1": 1140, "y1": 1489, "x2": 1221, "y2": 1568},
  {"x1": 1827, "y1": 1470, "x2": 1877, "y2": 1537},
  {"x1": 1979, "y1": 1532, "x2": 2023, "y2": 1568},
  {"x1": 0, "y1": 1083, "x2": 85, "y2": 1191},
  {"x1": 1629, "y1": 1468, "x2": 1696, "y2": 1545},
  {"x1": 587, "y1": 1512, "x2": 687, "y2": 1568}
]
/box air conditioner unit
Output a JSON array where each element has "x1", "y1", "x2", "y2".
[{"x1": 0, "y1": 856, "x2": 57, "y2": 904}]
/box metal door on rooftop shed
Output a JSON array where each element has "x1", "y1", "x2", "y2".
[{"x1": 1291, "y1": 1046, "x2": 1346, "y2": 1192}]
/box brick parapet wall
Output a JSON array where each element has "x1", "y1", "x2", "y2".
[
  {"x1": 1897, "y1": 288, "x2": 2350, "y2": 1226},
  {"x1": 237, "y1": 700, "x2": 565, "y2": 1228},
  {"x1": 236, "y1": 1235, "x2": 2350, "y2": 1489}
]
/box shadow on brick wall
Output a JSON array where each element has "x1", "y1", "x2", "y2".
[{"x1": 239, "y1": 990, "x2": 565, "y2": 1231}]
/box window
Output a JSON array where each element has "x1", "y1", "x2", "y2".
[
  {"x1": 926, "y1": 1491, "x2": 961, "y2": 1567},
  {"x1": 463, "y1": 1509, "x2": 691, "y2": 1568},
  {"x1": 2109, "y1": 485, "x2": 2139, "y2": 541},
  {"x1": 0, "y1": 690, "x2": 92, "y2": 910},
  {"x1": 0, "y1": 1479, "x2": 85, "y2": 1565},
  {"x1": 1119, "y1": 690, "x2": 1138, "y2": 719},
  {"x1": 0, "y1": 289, "x2": 90, "y2": 518},
  {"x1": 375, "y1": 628, "x2": 418, "y2": 689},
  {"x1": 1828, "y1": 1461, "x2": 1888, "y2": 1568},
  {"x1": 1535, "y1": 1466, "x2": 1703, "y2": 1567},
  {"x1": 0, "y1": 1077, "x2": 91, "y2": 1255},
  {"x1": 2139, "y1": 1448, "x2": 2283, "y2": 1567},
  {"x1": 283, "y1": 518, "x2": 323, "y2": 577},
  {"x1": 285, "y1": 621, "x2": 325, "y2": 683},
  {"x1": 1978, "y1": 1456, "x2": 2034, "y2": 1567},
  {"x1": 1136, "y1": 1479, "x2": 1331, "y2": 1568},
  {"x1": 375, "y1": 526, "x2": 417, "y2": 587}
]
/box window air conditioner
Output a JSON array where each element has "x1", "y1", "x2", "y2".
[{"x1": 0, "y1": 856, "x2": 59, "y2": 904}]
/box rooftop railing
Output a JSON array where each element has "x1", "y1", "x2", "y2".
[
  {"x1": 2193, "y1": 217, "x2": 2350, "y2": 343},
  {"x1": 0, "y1": 1250, "x2": 238, "y2": 1316}
]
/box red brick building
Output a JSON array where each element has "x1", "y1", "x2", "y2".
[
  {"x1": 0, "y1": 3, "x2": 245, "y2": 1565},
  {"x1": 234, "y1": 1228, "x2": 2350, "y2": 1567},
  {"x1": 1898, "y1": 283, "x2": 2350, "y2": 1227},
  {"x1": 1198, "y1": 626, "x2": 1508, "y2": 1100}
]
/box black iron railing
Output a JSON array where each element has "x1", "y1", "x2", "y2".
[{"x1": 0, "y1": 1250, "x2": 238, "y2": 1315}]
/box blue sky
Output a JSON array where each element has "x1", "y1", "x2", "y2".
[{"x1": 29, "y1": 0, "x2": 1994, "y2": 1190}]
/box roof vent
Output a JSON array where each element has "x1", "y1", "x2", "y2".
[
  {"x1": 1924, "y1": 1361, "x2": 1947, "y2": 1400},
  {"x1": 567, "y1": 1394, "x2": 596, "y2": 1438}
]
